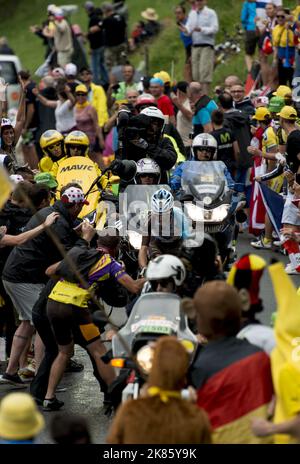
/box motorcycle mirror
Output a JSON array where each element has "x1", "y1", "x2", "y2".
[{"x1": 110, "y1": 160, "x2": 137, "y2": 181}]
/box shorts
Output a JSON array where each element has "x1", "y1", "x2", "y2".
[
  {"x1": 245, "y1": 30, "x2": 258, "y2": 56},
  {"x1": 2, "y1": 281, "x2": 45, "y2": 324},
  {"x1": 282, "y1": 198, "x2": 300, "y2": 226},
  {"x1": 47, "y1": 299, "x2": 100, "y2": 347}
]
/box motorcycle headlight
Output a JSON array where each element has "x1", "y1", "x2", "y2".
[
  {"x1": 185, "y1": 203, "x2": 204, "y2": 222},
  {"x1": 128, "y1": 230, "x2": 143, "y2": 250},
  {"x1": 210, "y1": 204, "x2": 230, "y2": 222},
  {"x1": 136, "y1": 345, "x2": 154, "y2": 374}
]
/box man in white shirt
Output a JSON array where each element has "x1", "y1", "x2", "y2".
[{"x1": 182, "y1": 0, "x2": 219, "y2": 94}]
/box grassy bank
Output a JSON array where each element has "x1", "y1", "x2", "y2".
[{"x1": 0, "y1": 0, "x2": 295, "y2": 87}]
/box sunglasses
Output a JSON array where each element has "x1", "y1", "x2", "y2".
[
  {"x1": 48, "y1": 142, "x2": 61, "y2": 151},
  {"x1": 69, "y1": 144, "x2": 83, "y2": 150},
  {"x1": 151, "y1": 279, "x2": 174, "y2": 289},
  {"x1": 76, "y1": 93, "x2": 87, "y2": 97},
  {"x1": 276, "y1": 15, "x2": 285, "y2": 18}
]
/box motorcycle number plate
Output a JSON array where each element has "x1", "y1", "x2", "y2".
[{"x1": 131, "y1": 319, "x2": 177, "y2": 334}]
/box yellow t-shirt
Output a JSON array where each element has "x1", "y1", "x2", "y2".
[
  {"x1": 272, "y1": 25, "x2": 295, "y2": 48},
  {"x1": 262, "y1": 126, "x2": 283, "y2": 192},
  {"x1": 49, "y1": 253, "x2": 125, "y2": 308},
  {"x1": 262, "y1": 126, "x2": 278, "y2": 155}
]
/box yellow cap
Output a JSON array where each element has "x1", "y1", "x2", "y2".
[
  {"x1": 252, "y1": 107, "x2": 271, "y2": 121},
  {"x1": 0, "y1": 393, "x2": 45, "y2": 440},
  {"x1": 154, "y1": 71, "x2": 171, "y2": 84},
  {"x1": 272, "y1": 85, "x2": 292, "y2": 98},
  {"x1": 75, "y1": 84, "x2": 88, "y2": 94},
  {"x1": 277, "y1": 105, "x2": 298, "y2": 120}
]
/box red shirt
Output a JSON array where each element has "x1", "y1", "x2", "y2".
[{"x1": 157, "y1": 95, "x2": 175, "y2": 117}]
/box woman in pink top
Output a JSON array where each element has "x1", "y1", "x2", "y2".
[{"x1": 74, "y1": 84, "x2": 104, "y2": 163}]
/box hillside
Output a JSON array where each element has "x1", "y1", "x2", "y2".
[{"x1": 0, "y1": 0, "x2": 295, "y2": 87}]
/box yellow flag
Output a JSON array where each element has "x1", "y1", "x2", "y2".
[{"x1": 0, "y1": 167, "x2": 12, "y2": 210}]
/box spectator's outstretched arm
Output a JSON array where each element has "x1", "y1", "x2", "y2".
[{"x1": 0, "y1": 212, "x2": 59, "y2": 247}]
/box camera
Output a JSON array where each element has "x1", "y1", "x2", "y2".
[{"x1": 112, "y1": 83, "x2": 120, "y2": 91}]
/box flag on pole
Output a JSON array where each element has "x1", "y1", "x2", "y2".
[
  {"x1": 249, "y1": 157, "x2": 266, "y2": 235},
  {"x1": 258, "y1": 183, "x2": 284, "y2": 238},
  {"x1": 0, "y1": 167, "x2": 12, "y2": 210}
]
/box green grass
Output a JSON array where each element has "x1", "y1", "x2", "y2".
[{"x1": 0, "y1": 0, "x2": 296, "y2": 87}]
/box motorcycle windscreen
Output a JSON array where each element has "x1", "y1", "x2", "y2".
[
  {"x1": 181, "y1": 161, "x2": 227, "y2": 203},
  {"x1": 55, "y1": 156, "x2": 100, "y2": 218},
  {"x1": 121, "y1": 184, "x2": 171, "y2": 232},
  {"x1": 112, "y1": 293, "x2": 198, "y2": 359}
]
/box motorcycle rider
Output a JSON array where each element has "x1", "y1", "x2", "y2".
[
  {"x1": 51, "y1": 130, "x2": 111, "y2": 191},
  {"x1": 170, "y1": 133, "x2": 235, "y2": 195},
  {"x1": 145, "y1": 254, "x2": 186, "y2": 293},
  {"x1": 135, "y1": 158, "x2": 161, "y2": 185},
  {"x1": 117, "y1": 106, "x2": 177, "y2": 187},
  {"x1": 138, "y1": 188, "x2": 192, "y2": 269},
  {"x1": 38, "y1": 130, "x2": 66, "y2": 173}
]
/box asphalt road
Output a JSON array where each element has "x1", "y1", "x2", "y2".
[{"x1": 0, "y1": 233, "x2": 299, "y2": 444}]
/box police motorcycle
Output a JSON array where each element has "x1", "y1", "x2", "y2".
[
  {"x1": 106, "y1": 255, "x2": 197, "y2": 404},
  {"x1": 177, "y1": 134, "x2": 244, "y2": 267}
]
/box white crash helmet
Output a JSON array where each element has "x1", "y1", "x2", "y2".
[
  {"x1": 135, "y1": 158, "x2": 161, "y2": 183},
  {"x1": 146, "y1": 254, "x2": 186, "y2": 287},
  {"x1": 151, "y1": 188, "x2": 174, "y2": 213},
  {"x1": 140, "y1": 106, "x2": 166, "y2": 133},
  {"x1": 192, "y1": 133, "x2": 218, "y2": 160}
]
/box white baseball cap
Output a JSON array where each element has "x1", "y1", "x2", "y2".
[{"x1": 65, "y1": 63, "x2": 77, "y2": 77}]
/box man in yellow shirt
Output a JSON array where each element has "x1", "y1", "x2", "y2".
[
  {"x1": 272, "y1": 9, "x2": 295, "y2": 86},
  {"x1": 79, "y1": 67, "x2": 109, "y2": 128}
]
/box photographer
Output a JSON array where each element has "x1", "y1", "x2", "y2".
[{"x1": 116, "y1": 106, "x2": 177, "y2": 188}]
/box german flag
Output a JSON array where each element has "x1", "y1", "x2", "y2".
[{"x1": 191, "y1": 338, "x2": 274, "y2": 444}]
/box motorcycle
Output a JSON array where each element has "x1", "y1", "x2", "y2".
[
  {"x1": 110, "y1": 292, "x2": 198, "y2": 403},
  {"x1": 180, "y1": 161, "x2": 241, "y2": 266}
]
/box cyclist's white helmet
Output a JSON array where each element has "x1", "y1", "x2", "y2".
[
  {"x1": 140, "y1": 106, "x2": 166, "y2": 132},
  {"x1": 192, "y1": 133, "x2": 218, "y2": 159},
  {"x1": 151, "y1": 188, "x2": 174, "y2": 213},
  {"x1": 146, "y1": 254, "x2": 186, "y2": 286},
  {"x1": 135, "y1": 158, "x2": 161, "y2": 183}
]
